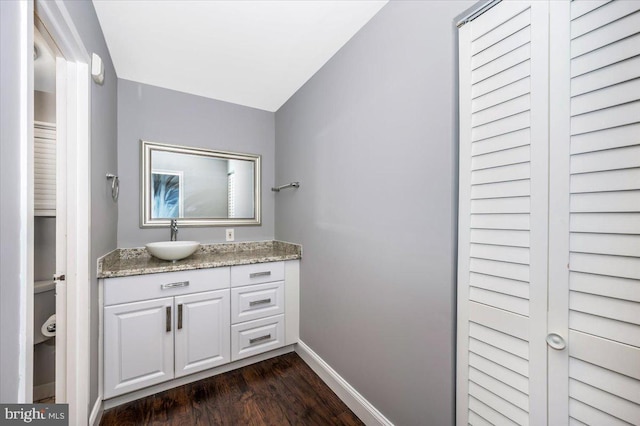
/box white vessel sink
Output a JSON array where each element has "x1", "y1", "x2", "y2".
[{"x1": 146, "y1": 241, "x2": 201, "y2": 261}]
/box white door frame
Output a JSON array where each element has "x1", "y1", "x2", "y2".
[{"x1": 33, "y1": 1, "x2": 91, "y2": 424}]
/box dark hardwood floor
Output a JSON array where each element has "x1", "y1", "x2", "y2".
[{"x1": 100, "y1": 352, "x2": 364, "y2": 426}]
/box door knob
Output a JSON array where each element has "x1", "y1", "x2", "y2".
[{"x1": 546, "y1": 333, "x2": 566, "y2": 350}]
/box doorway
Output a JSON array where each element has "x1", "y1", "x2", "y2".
[
  {"x1": 30, "y1": 2, "x2": 92, "y2": 423},
  {"x1": 32, "y1": 20, "x2": 60, "y2": 403}
]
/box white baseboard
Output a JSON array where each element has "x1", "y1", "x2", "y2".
[
  {"x1": 89, "y1": 395, "x2": 103, "y2": 426},
  {"x1": 295, "y1": 341, "x2": 393, "y2": 426},
  {"x1": 33, "y1": 382, "x2": 55, "y2": 402}
]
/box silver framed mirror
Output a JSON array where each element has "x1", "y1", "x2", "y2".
[{"x1": 140, "y1": 140, "x2": 261, "y2": 227}]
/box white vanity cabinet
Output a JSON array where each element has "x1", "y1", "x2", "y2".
[
  {"x1": 103, "y1": 268, "x2": 230, "y2": 399},
  {"x1": 101, "y1": 257, "x2": 300, "y2": 401}
]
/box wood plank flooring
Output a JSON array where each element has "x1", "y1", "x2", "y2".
[{"x1": 100, "y1": 352, "x2": 364, "y2": 426}]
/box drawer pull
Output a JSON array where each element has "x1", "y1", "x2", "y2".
[
  {"x1": 249, "y1": 271, "x2": 271, "y2": 278},
  {"x1": 249, "y1": 334, "x2": 271, "y2": 344},
  {"x1": 166, "y1": 306, "x2": 171, "y2": 332},
  {"x1": 177, "y1": 304, "x2": 183, "y2": 330},
  {"x1": 160, "y1": 281, "x2": 189, "y2": 290},
  {"x1": 249, "y1": 298, "x2": 272, "y2": 307}
]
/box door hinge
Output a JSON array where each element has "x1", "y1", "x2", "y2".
[{"x1": 53, "y1": 274, "x2": 66, "y2": 281}]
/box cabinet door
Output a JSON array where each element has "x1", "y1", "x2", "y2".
[
  {"x1": 174, "y1": 289, "x2": 230, "y2": 378},
  {"x1": 104, "y1": 297, "x2": 174, "y2": 398}
]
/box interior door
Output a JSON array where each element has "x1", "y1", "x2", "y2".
[
  {"x1": 548, "y1": 1, "x2": 640, "y2": 424},
  {"x1": 456, "y1": 1, "x2": 550, "y2": 424},
  {"x1": 54, "y1": 56, "x2": 67, "y2": 403}
]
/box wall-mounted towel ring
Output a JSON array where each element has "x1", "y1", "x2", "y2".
[
  {"x1": 106, "y1": 173, "x2": 119, "y2": 202},
  {"x1": 271, "y1": 182, "x2": 300, "y2": 192}
]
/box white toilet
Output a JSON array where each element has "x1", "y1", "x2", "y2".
[{"x1": 34, "y1": 280, "x2": 56, "y2": 344}]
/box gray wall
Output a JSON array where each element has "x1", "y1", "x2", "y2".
[
  {"x1": 0, "y1": 0, "x2": 33, "y2": 402},
  {"x1": 62, "y1": 0, "x2": 119, "y2": 412},
  {"x1": 274, "y1": 1, "x2": 473, "y2": 424},
  {"x1": 35, "y1": 91, "x2": 56, "y2": 123},
  {"x1": 117, "y1": 79, "x2": 275, "y2": 247}
]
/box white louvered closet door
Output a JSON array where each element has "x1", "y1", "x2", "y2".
[
  {"x1": 548, "y1": 1, "x2": 640, "y2": 424},
  {"x1": 459, "y1": 1, "x2": 640, "y2": 425},
  {"x1": 457, "y1": 1, "x2": 549, "y2": 424}
]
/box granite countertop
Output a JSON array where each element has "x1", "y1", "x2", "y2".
[{"x1": 98, "y1": 240, "x2": 301, "y2": 279}]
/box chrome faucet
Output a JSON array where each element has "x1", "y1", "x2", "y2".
[{"x1": 170, "y1": 219, "x2": 178, "y2": 241}]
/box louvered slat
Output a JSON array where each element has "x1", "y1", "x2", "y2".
[
  {"x1": 571, "y1": 10, "x2": 640, "y2": 58},
  {"x1": 470, "y1": 229, "x2": 530, "y2": 247},
  {"x1": 469, "y1": 352, "x2": 529, "y2": 394},
  {"x1": 469, "y1": 396, "x2": 519, "y2": 426},
  {"x1": 569, "y1": 398, "x2": 630, "y2": 426},
  {"x1": 570, "y1": 168, "x2": 640, "y2": 193},
  {"x1": 469, "y1": 272, "x2": 530, "y2": 299},
  {"x1": 472, "y1": 61, "x2": 531, "y2": 99},
  {"x1": 571, "y1": 55, "x2": 640, "y2": 97},
  {"x1": 570, "y1": 0, "x2": 610, "y2": 21},
  {"x1": 470, "y1": 243, "x2": 529, "y2": 264},
  {"x1": 472, "y1": 145, "x2": 530, "y2": 171},
  {"x1": 570, "y1": 122, "x2": 640, "y2": 154},
  {"x1": 570, "y1": 252, "x2": 640, "y2": 280},
  {"x1": 469, "y1": 338, "x2": 529, "y2": 377},
  {"x1": 473, "y1": 78, "x2": 531, "y2": 114},
  {"x1": 471, "y1": 180, "x2": 530, "y2": 200},
  {"x1": 570, "y1": 191, "x2": 640, "y2": 213},
  {"x1": 571, "y1": 78, "x2": 640, "y2": 116},
  {"x1": 468, "y1": 409, "x2": 493, "y2": 426},
  {"x1": 570, "y1": 379, "x2": 640, "y2": 424},
  {"x1": 469, "y1": 367, "x2": 529, "y2": 411},
  {"x1": 470, "y1": 213, "x2": 530, "y2": 230},
  {"x1": 570, "y1": 310, "x2": 640, "y2": 347},
  {"x1": 570, "y1": 358, "x2": 640, "y2": 405},
  {"x1": 571, "y1": 145, "x2": 640, "y2": 173},
  {"x1": 571, "y1": 0, "x2": 640, "y2": 39},
  {"x1": 571, "y1": 32, "x2": 640, "y2": 78},
  {"x1": 570, "y1": 272, "x2": 640, "y2": 302}
]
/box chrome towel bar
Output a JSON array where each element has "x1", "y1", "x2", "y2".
[{"x1": 271, "y1": 182, "x2": 300, "y2": 192}]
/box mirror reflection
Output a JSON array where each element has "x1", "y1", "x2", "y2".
[{"x1": 141, "y1": 140, "x2": 261, "y2": 227}]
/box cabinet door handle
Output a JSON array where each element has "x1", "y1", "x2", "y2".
[
  {"x1": 249, "y1": 298, "x2": 271, "y2": 307},
  {"x1": 161, "y1": 281, "x2": 189, "y2": 290},
  {"x1": 166, "y1": 306, "x2": 171, "y2": 332},
  {"x1": 249, "y1": 334, "x2": 271, "y2": 344},
  {"x1": 177, "y1": 304, "x2": 183, "y2": 330},
  {"x1": 249, "y1": 271, "x2": 271, "y2": 278}
]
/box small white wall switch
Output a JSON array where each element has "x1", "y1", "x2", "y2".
[{"x1": 226, "y1": 229, "x2": 235, "y2": 242}]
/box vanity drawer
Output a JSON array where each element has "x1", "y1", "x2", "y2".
[
  {"x1": 231, "y1": 314, "x2": 285, "y2": 361},
  {"x1": 104, "y1": 267, "x2": 230, "y2": 306},
  {"x1": 231, "y1": 261, "x2": 284, "y2": 287},
  {"x1": 231, "y1": 281, "x2": 284, "y2": 324}
]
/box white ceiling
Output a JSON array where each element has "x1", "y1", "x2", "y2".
[{"x1": 92, "y1": 0, "x2": 388, "y2": 112}]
